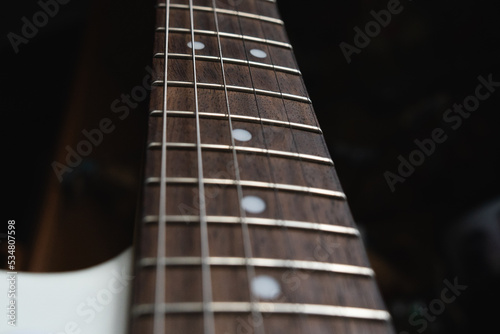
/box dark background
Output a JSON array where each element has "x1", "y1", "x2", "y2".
[{"x1": 2, "y1": 0, "x2": 499, "y2": 333}]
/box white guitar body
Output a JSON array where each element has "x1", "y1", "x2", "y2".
[{"x1": 0, "y1": 247, "x2": 133, "y2": 334}]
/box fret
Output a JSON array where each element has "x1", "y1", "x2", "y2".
[
  {"x1": 157, "y1": 27, "x2": 292, "y2": 49},
  {"x1": 155, "y1": 56, "x2": 307, "y2": 96},
  {"x1": 149, "y1": 86, "x2": 321, "y2": 127},
  {"x1": 205, "y1": 6, "x2": 288, "y2": 43},
  {"x1": 159, "y1": 0, "x2": 281, "y2": 19},
  {"x1": 139, "y1": 256, "x2": 373, "y2": 277},
  {"x1": 157, "y1": 32, "x2": 299, "y2": 69},
  {"x1": 157, "y1": 57, "x2": 306, "y2": 95},
  {"x1": 154, "y1": 53, "x2": 301, "y2": 75},
  {"x1": 145, "y1": 149, "x2": 340, "y2": 191},
  {"x1": 138, "y1": 209, "x2": 363, "y2": 261},
  {"x1": 131, "y1": 265, "x2": 386, "y2": 308},
  {"x1": 153, "y1": 80, "x2": 311, "y2": 103},
  {"x1": 158, "y1": 4, "x2": 284, "y2": 25},
  {"x1": 146, "y1": 115, "x2": 329, "y2": 155},
  {"x1": 148, "y1": 142, "x2": 334, "y2": 165},
  {"x1": 143, "y1": 215, "x2": 360, "y2": 237},
  {"x1": 132, "y1": 302, "x2": 390, "y2": 322},
  {"x1": 130, "y1": 313, "x2": 394, "y2": 333},
  {"x1": 131, "y1": 314, "x2": 393, "y2": 334},
  {"x1": 149, "y1": 110, "x2": 320, "y2": 133},
  {"x1": 141, "y1": 185, "x2": 355, "y2": 227},
  {"x1": 144, "y1": 177, "x2": 347, "y2": 200},
  {"x1": 155, "y1": 4, "x2": 289, "y2": 51}
]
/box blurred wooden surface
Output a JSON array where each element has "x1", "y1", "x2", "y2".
[{"x1": 25, "y1": 0, "x2": 155, "y2": 272}]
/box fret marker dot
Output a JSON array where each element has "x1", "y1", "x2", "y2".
[
  {"x1": 187, "y1": 41, "x2": 205, "y2": 50},
  {"x1": 241, "y1": 196, "x2": 266, "y2": 214},
  {"x1": 251, "y1": 275, "x2": 281, "y2": 300},
  {"x1": 232, "y1": 129, "x2": 252, "y2": 142},
  {"x1": 250, "y1": 49, "x2": 267, "y2": 58}
]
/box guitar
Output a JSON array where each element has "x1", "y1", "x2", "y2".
[{"x1": 1, "y1": 0, "x2": 395, "y2": 333}]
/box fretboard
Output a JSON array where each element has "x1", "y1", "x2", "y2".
[{"x1": 129, "y1": 0, "x2": 395, "y2": 333}]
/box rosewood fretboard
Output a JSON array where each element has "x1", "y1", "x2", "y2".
[{"x1": 130, "y1": 0, "x2": 395, "y2": 333}]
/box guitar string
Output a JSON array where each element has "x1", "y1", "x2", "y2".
[
  {"x1": 254, "y1": 6, "x2": 350, "y2": 333},
  {"x1": 210, "y1": 1, "x2": 265, "y2": 334},
  {"x1": 214, "y1": 1, "x2": 344, "y2": 331},
  {"x1": 231, "y1": 1, "x2": 297, "y2": 331},
  {"x1": 153, "y1": 0, "x2": 171, "y2": 332},
  {"x1": 232, "y1": 0, "x2": 297, "y2": 258},
  {"x1": 189, "y1": 0, "x2": 216, "y2": 333},
  {"x1": 233, "y1": 0, "x2": 304, "y2": 323}
]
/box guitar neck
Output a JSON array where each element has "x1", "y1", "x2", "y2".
[{"x1": 130, "y1": 0, "x2": 394, "y2": 333}]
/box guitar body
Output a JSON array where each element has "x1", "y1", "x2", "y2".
[{"x1": 0, "y1": 248, "x2": 133, "y2": 334}]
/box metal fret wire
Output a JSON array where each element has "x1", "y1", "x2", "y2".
[
  {"x1": 147, "y1": 142, "x2": 334, "y2": 165},
  {"x1": 134, "y1": 302, "x2": 390, "y2": 321},
  {"x1": 143, "y1": 215, "x2": 360, "y2": 237},
  {"x1": 154, "y1": 53, "x2": 301, "y2": 75},
  {"x1": 145, "y1": 177, "x2": 346, "y2": 199},
  {"x1": 153, "y1": 80, "x2": 312, "y2": 104},
  {"x1": 153, "y1": 0, "x2": 170, "y2": 332},
  {"x1": 158, "y1": 3, "x2": 284, "y2": 25},
  {"x1": 140, "y1": 257, "x2": 374, "y2": 277},
  {"x1": 189, "y1": 1, "x2": 216, "y2": 333},
  {"x1": 157, "y1": 27, "x2": 292, "y2": 49},
  {"x1": 149, "y1": 110, "x2": 321, "y2": 134},
  {"x1": 210, "y1": 1, "x2": 265, "y2": 333}
]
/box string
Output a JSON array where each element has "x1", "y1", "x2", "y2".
[
  {"x1": 210, "y1": 1, "x2": 265, "y2": 334},
  {"x1": 231, "y1": 1, "x2": 298, "y2": 331},
  {"x1": 189, "y1": 0, "x2": 216, "y2": 333},
  {"x1": 153, "y1": 0, "x2": 171, "y2": 333}
]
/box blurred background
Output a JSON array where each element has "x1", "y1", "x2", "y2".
[{"x1": 2, "y1": 0, "x2": 499, "y2": 333}]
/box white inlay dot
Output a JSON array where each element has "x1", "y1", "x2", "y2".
[
  {"x1": 250, "y1": 48, "x2": 267, "y2": 58},
  {"x1": 187, "y1": 41, "x2": 205, "y2": 50},
  {"x1": 241, "y1": 196, "x2": 266, "y2": 214},
  {"x1": 251, "y1": 275, "x2": 281, "y2": 300},
  {"x1": 232, "y1": 129, "x2": 252, "y2": 142}
]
